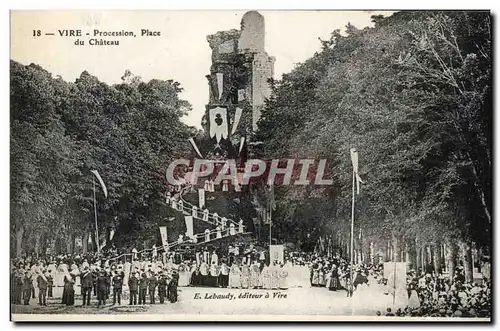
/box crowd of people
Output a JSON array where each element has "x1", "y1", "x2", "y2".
[
  {"x1": 304, "y1": 252, "x2": 491, "y2": 318},
  {"x1": 10, "y1": 250, "x2": 182, "y2": 308},
  {"x1": 388, "y1": 266, "x2": 492, "y2": 318},
  {"x1": 11, "y1": 246, "x2": 491, "y2": 318}
]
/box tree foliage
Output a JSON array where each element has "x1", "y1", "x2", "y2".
[
  {"x1": 255, "y1": 11, "x2": 491, "y2": 257},
  {"x1": 11, "y1": 61, "x2": 193, "y2": 256}
]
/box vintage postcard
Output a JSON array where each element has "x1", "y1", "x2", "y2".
[{"x1": 10, "y1": 10, "x2": 492, "y2": 322}]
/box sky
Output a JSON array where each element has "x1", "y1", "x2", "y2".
[{"x1": 11, "y1": 10, "x2": 394, "y2": 128}]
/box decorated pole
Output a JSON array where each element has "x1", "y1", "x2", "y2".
[
  {"x1": 91, "y1": 170, "x2": 108, "y2": 255},
  {"x1": 349, "y1": 148, "x2": 364, "y2": 296},
  {"x1": 350, "y1": 169, "x2": 355, "y2": 294},
  {"x1": 93, "y1": 177, "x2": 100, "y2": 254}
]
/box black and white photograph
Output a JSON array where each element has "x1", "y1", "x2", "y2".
[{"x1": 9, "y1": 9, "x2": 492, "y2": 322}]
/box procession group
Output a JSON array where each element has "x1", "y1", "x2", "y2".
[{"x1": 10, "y1": 252, "x2": 182, "y2": 308}]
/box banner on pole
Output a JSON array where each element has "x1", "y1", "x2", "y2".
[
  {"x1": 185, "y1": 216, "x2": 194, "y2": 238},
  {"x1": 159, "y1": 226, "x2": 168, "y2": 251},
  {"x1": 350, "y1": 148, "x2": 365, "y2": 194},
  {"x1": 269, "y1": 245, "x2": 284, "y2": 264},
  {"x1": 198, "y1": 188, "x2": 205, "y2": 209},
  {"x1": 91, "y1": 170, "x2": 108, "y2": 198}
]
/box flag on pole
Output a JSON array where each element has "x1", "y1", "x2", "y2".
[
  {"x1": 91, "y1": 170, "x2": 108, "y2": 198},
  {"x1": 268, "y1": 184, "x2": 276, "y2": 210},
  {"x1": 159, "y1": 226, "x2": 168, "y2": 251},
  {"x1": 188, "y1": 138, "x2": 204, "y2": 158},
  {"x1": 350, "y1": 148, "x2": 365, "y2": 194}
]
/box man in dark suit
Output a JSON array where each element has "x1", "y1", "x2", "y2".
[
  {"x1": 81, "y1": 266, "x2": 93, "y2": 306},
  {"x1": 112, "y1": 270, "x2": 123, "y2": 305},
  {"x1": 36, "y1": 270, "x2": 48, "y2": 306},
  {"x1": 128, "y1": 272, "x2": 139, "y2": 305},
  {"x1": 96, "y1": 270, "x2": 109, "y2": 307},
  {"x1": 148, "y1": 272, "x2": 158, "y2": 304},
  {"x1": 46, "y1": 270, "x2": 53, "y2": 298},
  {"x1": 139, "y1": 272, "x2": 148, "y2": 305},
  {"x1": 157, "y1": 272, "x2": 168, "y2": 304}
]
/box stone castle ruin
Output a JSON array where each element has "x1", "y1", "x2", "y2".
[{"x1": 201, "y1": 11, "x2": 275, "y2": 159}]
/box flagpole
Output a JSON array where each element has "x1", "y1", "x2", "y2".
[
  {"x1": 269, "y1": 208, "x2": 272, "y2": 249},
  {"x1": 93, "y1": 177, "x2": 100, "y2": 254},
  {"x1": 350, "y1": 169, "x2": 355, "y2": 295}
]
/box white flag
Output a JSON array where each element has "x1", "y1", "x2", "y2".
[
  {"x1": 209, "y1": 107, "x2": 228, "y2": 143},
  {"x1": 198, "y1": 188, "x2": 205, "y2": 209},
  {"x1": 231, "y1": 107, "x2": 243, "y2": 134},
  {"x1": 216, "y1": 73, "x2": 223, "y2": 100},
  {"x1": 350, "y1": 148, "x2": 365, "y2": 194},
  {"x1": 91, "y1": 170, "x2": 108, "y2": 198},
  {"x1": 184, "y1": 216, "x2": 194, "y2": 238},
  {"x1": 159, "y1": 226, "x2": 168, "y2": 251}
]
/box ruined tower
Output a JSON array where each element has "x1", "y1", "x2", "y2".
[{"x1": 202, "y1": 11, "x2": 275, "y2": 159}]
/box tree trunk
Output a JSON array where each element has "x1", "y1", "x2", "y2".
[
  {"x1": 34, "y1": 232, "x2": 42, "y2": 256},
  {"x1": 16, "y1": 224, "x2": 24, "y2": 258},
  {"x1": 83, "y1": 231, "x2": 89, "y2": 254},
  {"x1": 415, "y1": 239, "x2": 421, "y2": 272},
  {"x1": 461, "y1": 241, "x2": 473, "y2": 283},
  {"x1": 370, "y1": 241, "x2": 375, "y2": 264},
  {"x1": 445, "y1": 239, "x2": 457, "y2": 281},
  {"x1": 433, "y1": 244, "x2": 441, "y2": 275},
  {"x1": 392, "y1": 235, "x2": 399, "y2": 263}
]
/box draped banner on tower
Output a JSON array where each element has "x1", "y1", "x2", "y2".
[{"x1": 209, "y1": 107, "x2": 228, "y2": 143}]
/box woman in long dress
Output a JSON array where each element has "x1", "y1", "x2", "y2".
[
  {"x1": 318, "y1": 265, "x2": 325, "y2": 287},
  {"x1": 279, "y1": 265, "x2": 288, "y2": 290},
  {"x1": 250, "y1": 262, "x2": 260, "y2": 289},
  {"x1": 228, "y1": 263, "x2": 241, "y2": 289},
  {"x1": 56, "y1": 262, "x2": 67, "y2": 287},
  {"x1": 190, "y1": 263, "x2": 199, "y2": 287},
  {"x1": 261, "y1": 264, "x2": 271, "y2": 289},
  {"x1": 178, "y1": 263, "x2": 190, "y2": 287},
  {"x1": 240, "y1": 263, "x2": 250, "y2": 289},
  {"x1": 408, "y1": 289, "x2": 421, "y2": 309},
  {"x1": 328, "y1": 265, "x2": 339, "y2": 291},
  {"x1": 270, "y1": 264, "x2": 280, "y2": 289},
  {"x1": 61, "y1": 268, "x2": 75, "y2": 306},
  {"x1": 311, "y1": 266, "x2": 319, "y2": 287}
]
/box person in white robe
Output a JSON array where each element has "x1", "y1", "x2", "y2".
[
  {"x1": 250, "y1": 262, "x2": 261, "y2": 289},
  {"x1": 199, "y1": 261, "x2": 209, "y2": 287},
  {"x1": 229, "y1": 223, "x2": 236, "y2": 236},
  {"x1": 178, "y1": 263, "x2": 191, "y2": 287},
  {"x1": 209, "y1": 262, "x2": 219, "y2": 287},
  {"x1": 408, "y1": 289, "x2": 421, "y2": 309},
  {"x1": 311, "y1": 267, "x2": 319, "y2": 287},
  {"x1": 56, "y1": 262, "x2": 68, "y2": 287},
  {"x1": 279, "y1": 264, "x2": 289, "y2": 289},
  {"x1": 216, "y1": 226, "x2": 222, "y2": 239},
  {"x1": 240, "y1": 263, "x2": 250, "y2": 289},
  {"x1": 261, "y1": 264, "x2": 271, "y2": 289},
  {"x1": 270, "y1": 263, "x2": 280, "y2": 289},
  {"x1": 228, "y1": 263, "x2": 241, "y2": 289},
  {"x1": 238, "y1": 219, "x2": 244, "y2": 233},
  {"x1": 211, "y1": 251, "x2": 219, "y2": 265},
  {"x1": 204, "y1": 229, "x2": 211, "y2": 242}
]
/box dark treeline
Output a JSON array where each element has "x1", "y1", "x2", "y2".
[
  {"x1": 11, "y1": 64, "x2": 194, "y2": 257},
  {"x1": 255, "y1": 11, "x2": 492, "y2": 281}
]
